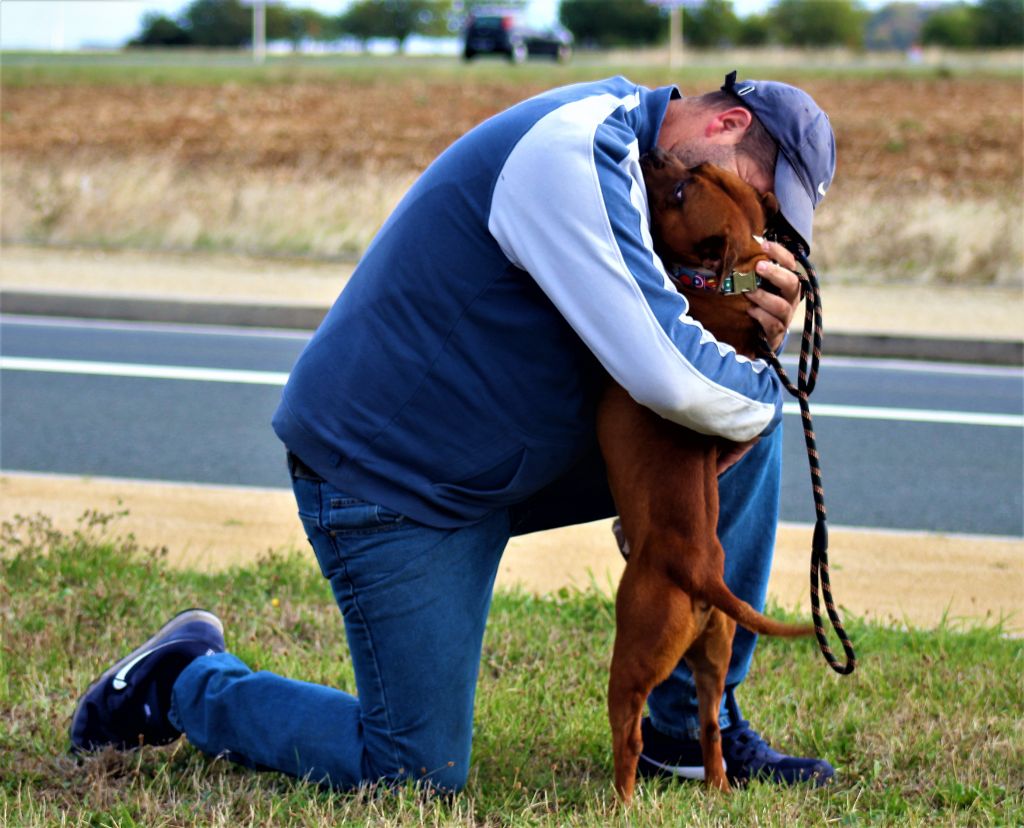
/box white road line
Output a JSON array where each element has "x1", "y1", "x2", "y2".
[
  {"x1": 781, "y1": 402, "x2": 1022, "y2": 428},
  {"x1": 0, "y1": 356, "x2": 289, "y2": 386},
  {"x1": 0, "y1": 313, "x2": 313, "y2": 341},
  {"x1": 778, "y1": 354, "x2": 1023, "y2": 379},
  {"x1": 3, "y1": 355, "x2": 1022, "y2": 428}
]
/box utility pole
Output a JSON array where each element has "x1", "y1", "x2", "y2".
[
  {"x1": 649, "y1": 0, "x2": 688, "y2": 71},
  {"x1": 253, "y1": 0, "x2": 266, "y2": 64},
  {"x1": 52, "y1": 1, "x2": 66, "y2": 51},
  {"x1": 669, "y1": 5, "x2": 682, "y2": 70}
]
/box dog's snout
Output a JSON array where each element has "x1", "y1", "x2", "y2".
[{"x1": 641, "y1": 147, "x2": 670, "y2": 170}]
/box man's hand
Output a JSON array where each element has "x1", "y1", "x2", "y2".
[{"x1": 746, "y1": 240, "x2": 803, "y2": 352}]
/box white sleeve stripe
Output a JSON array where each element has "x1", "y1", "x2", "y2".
[{"x1": 488, "y1": 94, "x2": 777, "y2": 441}]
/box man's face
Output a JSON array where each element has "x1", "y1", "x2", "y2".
[{"x1": 668, "y1": 138, "x2": 773, "y2": 199}]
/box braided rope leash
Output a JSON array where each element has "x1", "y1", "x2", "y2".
[{"x1": 760, "y1": 247, "x2": 856, "y2": 675}]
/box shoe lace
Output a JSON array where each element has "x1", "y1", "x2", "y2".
[{"x1": 723, "y1": 720, "x2": 777, "y2": 766}]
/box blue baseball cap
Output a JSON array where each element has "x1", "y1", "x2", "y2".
[{"x1": 722, "y1": 70, "x2": 836, "y2": 252}]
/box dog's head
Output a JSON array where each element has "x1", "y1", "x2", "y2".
[{"x1": 641, "y1": 147, "x2": 778, "y2": 285}]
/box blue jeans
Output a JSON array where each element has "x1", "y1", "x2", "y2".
[{"x1": 169, "y1": 428, "x2": 782, "y2": 790}]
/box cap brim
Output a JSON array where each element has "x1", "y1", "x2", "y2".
[{"x1": 773, "y1": 153, "x2": 814, "y2": 252}]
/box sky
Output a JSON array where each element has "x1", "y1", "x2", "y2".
[{"x1": 0, "y1": 0, "x2": 901, "y2": 51}]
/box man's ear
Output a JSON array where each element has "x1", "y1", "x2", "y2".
[{"x1": 704, "y1": 106, "x2": 753, "y2": 145}]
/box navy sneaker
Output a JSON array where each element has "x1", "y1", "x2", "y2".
[
  {"x1": 638, "y1": 717, "x2": 834, "y2": 787},
  {"x1": 70, "y1": 609, "x2": 225, "y2": 752}
]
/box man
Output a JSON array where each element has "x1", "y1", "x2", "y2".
[{"x1": 71, "y1": 72, "x2": 837, "y2": 792}]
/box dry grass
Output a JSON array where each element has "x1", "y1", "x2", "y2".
[
  {"x1": 3, "y1": 156, "x2": 1021, "y2": 286},
  {"x1": 813, "y1": 184, "x2": 1024, "y2": 286},
  {"x1": 1, "y1": 154, "x2": 416, "y2": 260}
]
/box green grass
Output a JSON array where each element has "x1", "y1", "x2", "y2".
[
  {"x1": 1, "y1": 49, "x2": 671, "y2": 88},
  {"x1": 2, "y1": 511, "x2": 1021, "y2": 826},
  {"x1": 2, "y1": 48, "x2": 1019, "y2": 88}
]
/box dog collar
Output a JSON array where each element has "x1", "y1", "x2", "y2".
[{"x1": 668, "y1": 264, "x2": 762, "y2": 295}]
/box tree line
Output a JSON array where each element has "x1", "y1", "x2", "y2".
[
  {"x1": 130, "y1": 0, "x2": 455, "y2": 50},
  {"x1": 563, "y1": 0, "x2": 1022, "y2": 49},
  {"x1": 131, "y1": 0, "x2": 1024, "y2": 51}
]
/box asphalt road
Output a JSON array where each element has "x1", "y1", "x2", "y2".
[{"x1": 2, "y1": 315, "x2": 1022, "y2": 537}]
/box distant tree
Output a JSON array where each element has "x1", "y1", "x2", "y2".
[
  {"x1": 264, "y1": 4, "x2": 300, "y2": 42},
  {"x1": 921, "y1": 3, "x2": 976, "y2": 48},
  {"x1": 973, "y1": 0, "x2": 1024, "y2": 46},
  {"x1": 340, "y1": 0, "x2": 450, "y2": 50},
  {"x1": 130, "y1": 12, "x2": 193, "y2": 47},
  {"x1": 559, "y1": 0, "x2": 665, "y2": 48},
  {"x1": 129, "y1": 1, "x2": 351, "y2": 50},
  {"x1": 865, "y1": 2, "x2": 924, "y2": 50},
  {"x1": 285, "y1": 8, "x2": 344, "y2": 44},
  {"x1": 338, "y1": 2, "x2": 371, "y2": 45},
  {"x1": 181, "y1": 0, "x2": 251, "y2": 47},
  {"x1": 770, "y1": 0, "x2": 868, "y2": 48},
  {"x1": 736, "y1": 12, "x2": 773, "y2": 46},
  {"x1": 415, "y1": 0, "x2": 453, "y2": 37},
  {"x1": 682, "y1": 0, "x2": 740, "y2": 47}
]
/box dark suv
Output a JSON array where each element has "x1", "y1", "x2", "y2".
[{"x1": 462, "y1": 11, "x2": 572, "y2": 63}]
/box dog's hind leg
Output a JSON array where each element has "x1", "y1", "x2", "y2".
[
  {"x1": 609, "y1": 559, "x2": 698, "y2": 803},
  {"x1": 683, "y1": 608, "x2": 736, "y2": 792}
]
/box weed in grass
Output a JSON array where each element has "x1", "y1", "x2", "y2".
[{"x1": 1, "y1": 511, "x2": 1022, "y2": 826}]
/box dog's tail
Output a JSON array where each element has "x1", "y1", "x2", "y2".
[{"x1": 702, "y1": 579, "x2": 813, "y2": 638}]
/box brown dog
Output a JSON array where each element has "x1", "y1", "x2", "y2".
[{"x1": 599, "y1": 149, "x2": 812, "y2": 802}]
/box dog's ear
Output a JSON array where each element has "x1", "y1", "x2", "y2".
[
  {"x1": 719, "y1": 231, "x2": 737, "y2": 277},
  {"x1": 760, "y1": 191, "x2": 779, "y2": 220}
]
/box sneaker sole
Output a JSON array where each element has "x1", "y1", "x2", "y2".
[
  {"x1": 70, "y1": 608, "x2": 224, "y2": 751},
  {"x1": 639, "y1": 754, "x2": 726, "y2": 781}
]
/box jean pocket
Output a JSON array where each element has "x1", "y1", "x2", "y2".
[{"x1": 325, "y1": 497, "x2": 407, "y2": 536}]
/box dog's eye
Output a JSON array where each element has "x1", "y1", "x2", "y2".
[{"x1": 673, "y1": 182, "x2": 687, "y2": 203}]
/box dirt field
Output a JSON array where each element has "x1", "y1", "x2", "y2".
[
  {"x1": 3, "y1": 70, "x2": 1022, "y2": 282},
  {"x1": 2, "y1": 74, "x2": 1020, "y2": 191}
]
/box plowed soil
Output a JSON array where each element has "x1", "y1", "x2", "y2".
[{"x1": 2, "y1": 75, "x2": 1020, "y2": 197}]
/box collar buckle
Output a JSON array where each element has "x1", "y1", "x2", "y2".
[{"x1": 723, "y1": 270, "x2": 760, "y2": 294}]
